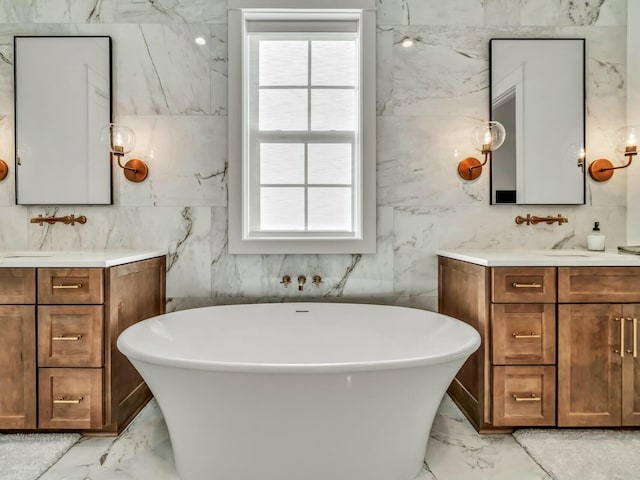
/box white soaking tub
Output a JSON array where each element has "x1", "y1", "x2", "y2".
[{"x1": 117, "y1": 303, "x2": 480, "y2": 480}]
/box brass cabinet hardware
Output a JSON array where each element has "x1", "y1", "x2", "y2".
[
  {"x1": 53, "y1": 284, "x2": 83, "y2": 290},
  {"x1": 515, "y1": 214, "x2": 568, "y2": 226},
  {"x1": 30, "y1": 214, "x2": 87, "y2": 226},
  {"x1": 512, "y1": 282, "x2": 542, "y2": 288},
  {"x1": 621, "y1": 317, "x2": 626, "y2": 358},
  {"x1": 634, "y1": 318, "x2": 638, "y2": 359},
  {"x1": 53, "y1": 396, "x2": 84, "y2": 404},
  {"x1": 280, "y1": 275, "x2": 291, "y2": 288},
  {"x1": 512, "y1": 332, "x2": 541, "y2": 339},
  {"x1": 512, "y1": 393, "x2": 541, "y2": 402},
  {"x1": 52, "y1": 335, "x2": 83, "y2": 341}
]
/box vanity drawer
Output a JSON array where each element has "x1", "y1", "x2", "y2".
[
  {"x1": 38, "y1": 368, "x2": 103, "y2": 429},
  {"x1": 38, "y1": 306, "x2": 103, "y2": 367},
  {"x1": 0, "y1": 268, "x2": 36, "y2": 304},
  {"x1": 492, "y1": 365, "x2": 556, "y2": 427},
  {"x1": 558, "y1": 267, "x2": 640, "y2": 303},
  {"x1": 38, "y1": 268, "x2": 104, "y2": 305},
  {"x1": 491, "y1": 267, "x2": 556, "y2": 303},
  {"x1": 492, "y1": 304, "x2": 556, "y2": 365}
]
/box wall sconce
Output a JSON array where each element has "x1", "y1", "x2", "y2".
[
  {"x1": 588, "y1": 125, "x2": 638, "y2": 182},
  {"x1": 101, "y1": 123, "x2": 149, "y2": 183},
  {"x1": 0, "y1": 159, "x2": 7, "y2": 181},
  {"x1": 457, "y1": 121, "x2": 506, "y2": 181}
]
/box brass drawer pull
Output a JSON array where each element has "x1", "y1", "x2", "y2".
[
  {"x1": 53, "y1": 396, "x2": 84, "y2": 404},
  {"x1": 512, "y1": 393, "x2": 541, "y2": 402},
  {"x1": 53, "y1": 283, "x2": 83, "y2": 289},
  {"x1": 512, "y1": 332, "x2": 541, "y2": 339},
  {"x1": 511, "y1": 282, "x2": 542, "y2": 288},
  {"x1": 52, "y1": 335, "x2": 83, "y2": 341}
]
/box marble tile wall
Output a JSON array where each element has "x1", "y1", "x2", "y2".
[{"x1": 0, "y1": 0, "x2": 628, "y2": 310}]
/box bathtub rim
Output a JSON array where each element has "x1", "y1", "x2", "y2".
[{"x1": 117, "y1": 303, "x2": 480, "y2": 374}]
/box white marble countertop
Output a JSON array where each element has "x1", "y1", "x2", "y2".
[
  {"x1": 436, "y1": 249, "x2": 640, "y2": 267},
  {"x1": 0, "y1": 250, "x2": 166, "y2": 268}
]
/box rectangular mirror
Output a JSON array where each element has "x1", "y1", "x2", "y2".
[
  {"x1": 15, "y1": 36, "x2": 112, "y2": 205},
  {"x1": 490, "y1": 38, "x2": 585, "y2": 205}
]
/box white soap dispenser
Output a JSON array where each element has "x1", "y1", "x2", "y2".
[{"x1": 587, "y1": 221, "x2": 606, "y2": 251}]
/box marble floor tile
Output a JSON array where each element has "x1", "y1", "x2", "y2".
[
  {"x1": 39, "y1": 394, "x2": 554, "y2": 480},
  {"x1": 426, "y1": 396, "x2": 551, "y2": 480}
]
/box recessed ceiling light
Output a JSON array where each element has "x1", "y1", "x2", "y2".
[
  {"x1": 401, "y1": 37, "x2": 414, "y2": 48},
  {"x1": 195, "y1": 37, "x2": 206, "y2": 46}
]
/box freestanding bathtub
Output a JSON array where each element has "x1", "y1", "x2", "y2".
[{"x1": 117, "y1": 303, "x2": 480, "y2": 480}]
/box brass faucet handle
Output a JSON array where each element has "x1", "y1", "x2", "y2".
[
  {"x1": 280, "y1": 275, "x2": 292, "y2": 288},
  {"x1": 312, "y1": 275, "x2": 323, "y2": 287}
]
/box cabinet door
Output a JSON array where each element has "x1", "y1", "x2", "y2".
[
  {"x1": 622, "y1": 305, "x2": 640, "y2": 426},
  {"x1": 558, "y1": 304, "x2": 622, "y2": 426},
  {"x1": 0, "y1": 306, "x2": 36, "y2": 428}
]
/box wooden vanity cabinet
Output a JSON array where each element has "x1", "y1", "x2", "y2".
[
  {"x1": 439, "y1": 258, "x2": 640, "y2": 432},
  {"x1": 557, "y1": 267, "x2": 640, "y2": 427},
  {"x1": 0, "y1": 257, "x2": 165, "y2": 434},
  {"x1": 0, "y1": 269, "x2": 37, "y2": 429}
]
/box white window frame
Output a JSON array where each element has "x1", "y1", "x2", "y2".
[{"x1": 228, "y1": 0, "x2": 376, "y2": 254}]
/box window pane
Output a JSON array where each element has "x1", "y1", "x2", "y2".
[
  {"x1": 260, "y1": 89, "x2": 308, "y2": 131},
  {"x1": 261, "y1": 143, "x2": 305, "y2": 184},
  {"x1": 312, "y1": 41, "x2": 356, "y2": 86},
  {"x1": 311, "y1": 89, "x2": 355, "y2": 131},
  {"x1": 259, "y1": 40, "x2": 308, "y2": 86},
  {"x1": 261, "y1": 187, "x2": 305, "y2": 231},
  {"x1": 308, "y1": 187, "x2": 352, "y2": 231},
  {"x1": 308, "y1": 143, "x2": 352, "y2": 184}
]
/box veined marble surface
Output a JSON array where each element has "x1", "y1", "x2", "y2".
[
  {"x1": 0, "y1": 0, "x2": 629, "y2": 309},
  {"x1": 38, "y1": 395, "x2": 550, "y2": 480},
  {"x1": 0, "y1": 249, "x2": 165, "y2": 267},
  {"x1": 437, "y1": 248, "x2": 640, "y2": 267}
]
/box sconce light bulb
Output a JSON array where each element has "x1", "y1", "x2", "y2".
[
  {"x1": 401, "y1": 37, "x2": 414, "y2": 48},
  {"x1": 114, "y1": 132, "x2": 123, "y2": 147},
  {"x1": 628, "y1": 132, "x2": 637, "y2": 148}
]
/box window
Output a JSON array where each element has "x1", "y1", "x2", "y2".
[{"x1": 228, "y1": 0, "x2": 376, "y2": 254}]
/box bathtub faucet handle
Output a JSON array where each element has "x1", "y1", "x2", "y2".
[
  {"x1": 280, "y1": 275, "x2": 292, "y2": 288},
  {"x1": 297, "y1": 275, "x2": 307, "y2": 291},
  {"x1": 312, "y1": 275, "x2": 323, "y2": 288}
]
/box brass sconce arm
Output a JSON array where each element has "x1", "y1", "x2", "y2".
[
  {"x1": 113, "y1": 151, "x2": 149, "y2": 183},
  {"x1": 515, "y1": 214, "x2": 568, "y2": 226},
  {"x1": 589, "y1": 147, "x2": 637, "y2": 182}
]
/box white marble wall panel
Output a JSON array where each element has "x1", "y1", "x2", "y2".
[
  {"x1": 392, "y1": 26, "x2": 490, "y2": 118},
  {"x1": 0, "y1": 206, "x2": 27, "y2": 249},
  {"x1": 0, "y1": 0, "x2": 227, "y2": 24},
  {"x1": 377, "y1": 116, "x2": 489, "y2": 207},
  {"x1": 116, "y1": 115, "x2": 227, "y2": 207},
  {"x1": 377, "y1": 0, "x2": 484, "y2": 26},
  {"x1": 26, "y1": 206, "x2": 212, "y2": 297},
  {"x1": 211, "y1": 207, "x2": 394, "y2": 299},
  {"x1": 393, "y1": 206, "x2": 579, "y2": 297},
  {"x1": 520, "y1": 0, "x2": 626, "y2": 27},
  {"x1": 376, "y1": 26, "x2": 394, "y2": 116},
  {"x1": 103, "y1": 23, "x2": 211, "y2": 115},
  {"x1": 0, "y1": 115, "x2": 14, "y2": 206},
  {"x1": 211, "y1": 24, "x2": 227, "y2": 116},
  {"x1": 483, "y1": 0, "x2": 520, "y2": 26}
]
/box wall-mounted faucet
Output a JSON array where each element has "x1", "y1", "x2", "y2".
[{"x1": 297, "y1": 275, "x2": 306, "y2": 291}]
